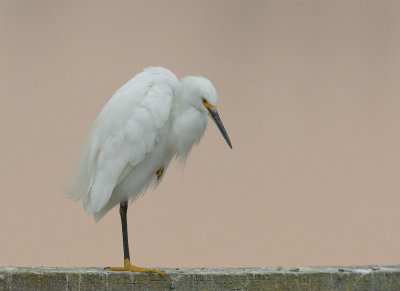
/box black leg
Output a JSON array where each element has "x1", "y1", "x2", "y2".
[
  {"x1": 106, "y1": 200, "x2": 165, "y2": 275},
  {"x1": 120, "y1": 201, "x2": 130, "y2": 262}
]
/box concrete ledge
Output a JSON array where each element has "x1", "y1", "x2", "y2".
[{"x1": 1, "y1": 265, "x2": 400, "y2": 290}]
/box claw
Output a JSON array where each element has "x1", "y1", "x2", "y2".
[
  {"x1": 106, "y1": 259, "x2": 166, "y2": 276},
  {"x1": 129, "y1": 265, "x2": 166, "y2": 276}
]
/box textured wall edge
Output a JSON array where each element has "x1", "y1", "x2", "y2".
[{"x1": 1, "y1": 265, "x2": 400, "y2": 290}]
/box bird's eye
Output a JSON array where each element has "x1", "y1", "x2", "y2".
[{"x1": 202, "y1": 98, "x2": 207, "y2": 104}]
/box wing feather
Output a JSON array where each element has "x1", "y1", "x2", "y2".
[{"x1": 66, "y1": 67, "x2": 179, "y2": 214}]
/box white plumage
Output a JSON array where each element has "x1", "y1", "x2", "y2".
[{"x1": 66, "y1": 67, "x2": 231, "y2": 222}]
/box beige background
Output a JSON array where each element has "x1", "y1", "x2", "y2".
[{"x1": 1, "y1": 0, "x2": 400, "y2": 268}]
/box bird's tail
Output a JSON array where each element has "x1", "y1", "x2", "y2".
[
  {"x1": 92, "y1": 198, "x2": 119, "y2": 222},
  {"x1": 63, "y1": 133, "x2": 94, "y2": 202}
]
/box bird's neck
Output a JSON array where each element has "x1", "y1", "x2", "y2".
[{"x1": 170, "y1": 106, "x2": 208, "y2": 160}]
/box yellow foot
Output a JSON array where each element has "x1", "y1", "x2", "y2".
[{"x1": 106, "y1": 259, "x2": 166, "y2": 276}]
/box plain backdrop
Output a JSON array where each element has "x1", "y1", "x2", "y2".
[{"x1": 1, "y1": 1, "x2": 400, "y2": 268}]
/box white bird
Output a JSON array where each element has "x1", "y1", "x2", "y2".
[{"x1": 66, "y1": 67, "x2": 232, "y2": 275}]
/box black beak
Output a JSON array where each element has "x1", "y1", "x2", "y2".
[{"x1": 207, "y1": 108, "x2": 232, "y2": 149}]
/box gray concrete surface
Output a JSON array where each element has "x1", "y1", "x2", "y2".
[{"x1": 1, "y1": 265, "x2": 400, "y2": 290}]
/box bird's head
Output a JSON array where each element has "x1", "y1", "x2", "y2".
[{"x1": 181, "y1": 76, "x2": 232, "y2": 149}]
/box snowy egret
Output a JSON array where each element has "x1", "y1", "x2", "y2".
[{"x1": 66, "y1": 67, "x2": 232, "y2": 275}]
